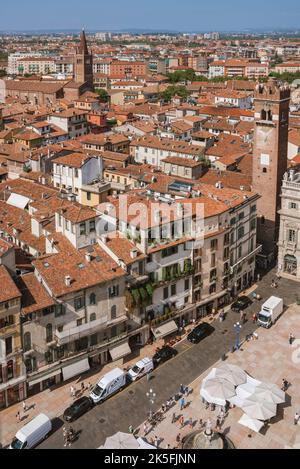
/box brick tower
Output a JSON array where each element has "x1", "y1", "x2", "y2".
[
  {"x1": 74, "y1": 29, "x2": 94, "y2": 90},
  {"x1": 252, "y1": 79, "x2": 290, "y2": 258}
]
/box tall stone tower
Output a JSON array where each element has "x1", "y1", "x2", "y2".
[
  {"x1": 252, "y1": 79, "x2": 290, "y2": 258},
  {"x1": 74, "y1": 29, "x2": 94, "y2": 89}
]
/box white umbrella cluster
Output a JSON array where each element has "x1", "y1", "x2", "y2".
[{"x1": 200, "y1": 364, "x2": 286, "y2": 432}]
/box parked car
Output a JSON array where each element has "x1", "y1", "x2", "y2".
[
  {"x1": 127, "y1": 357, "x2": 154, "y2": 382},
  {"x1": 153, "y1": 346, "x2": 177, "y2": 367},
  {"x1": 187, "y1": 323, "x2": 215, "y2": 344},
  {"x1": 63, "y1": 396, "x2": 93, "y2": 422},
  {"x1": 9, "y1": 414, "x2": 52, "y2": 449},
  {"x1": 231, "y1": 296, "x2": 252, "y2": 312}
]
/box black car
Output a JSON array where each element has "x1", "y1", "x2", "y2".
[
  {"x1": 231, "y1": 296, "x2": 253, "y2": 312},
  {"x1": 187, "y1": 323, "x2": 215, "y2": 344},
  {"x1": 153, "y1": 346, "x2": 177, "y2": 367},
  {"x1": 63, "y1": 396, "x2": 94, "y2": 422}
]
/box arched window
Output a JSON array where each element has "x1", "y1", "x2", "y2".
[
  {"x1": 267, "y1": 110, "x2": 273, "y2": 121},
  {"x1": 263, "y1": 168, "x2": 267, "y2": 173},
  {"x1": 261, "y1": 109, "x2": 267, "y2": 120},
  {"x1": 89, "y1": 293, "x2": 96, "y2": 305},
  {"x1": 111, "y1": 305, "x2": 117, "y2": 320},
  {"x1": 46, "y1": 324, "x2": 53, "y2": 343},
  {"x1": 90, "y1": 313, "x2": 96, "y2": 322},
  {"x1": 24, "y1": 332, "x2": 31, "y2": 352}
]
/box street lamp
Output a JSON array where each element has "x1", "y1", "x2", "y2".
[
  {"x1": 234, "y1": 322, "x2": 242, "y2": 351},
  {"x1": 146, "y1": 388, "x2": 156, "y2": 419}
]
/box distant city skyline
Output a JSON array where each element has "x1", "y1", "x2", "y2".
[{"x1": 1, "y1": 0, "x2": 300, "y2": 32}]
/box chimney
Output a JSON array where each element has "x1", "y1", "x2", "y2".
[
  {"x1": 65, "y1": 275, "x2": 72, "y2": 287},
  {"x1": 130, "y1": 248, "x2": 138, "y2": 259},
  {"x1": 85, "y1": 252, "x2": 92, "y2": 262}
]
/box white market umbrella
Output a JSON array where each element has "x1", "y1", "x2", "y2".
[
  {"x1": 242, "y1": 396, "x2": 277, "y2": 421},
  {"x1": 201, "y1": 378, "x2": 236, "y2": 406},
  {"x1": 238, "y1": 414, "x2": 265, "y2": 433},
  {"x1": 103, "y1": 432, "x2": 140, "y2": 450},
  {"x1": 253, "y1": 383, "x2": 286, "y2": 405},
  {"x1": 215, "y1": 364, "x2": 247, "y2": 386}
]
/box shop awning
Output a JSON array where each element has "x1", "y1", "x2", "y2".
[
  {"x1": 152, "y1": 320, "x2": 178, "y2": 340},
  {"x1": 62, "y1": 358, "x2": 90, "y2": 381},
  {"x1": 109, "y1": 341, "x2": 131, "y2": 361},
  {"x1": 28, "y1": 369, "x2": 62, "y2": 387},
  {"x1": 7, "y1": 193, "x2": 31, "y2": 210}
]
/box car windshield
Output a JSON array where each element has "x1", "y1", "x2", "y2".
[
  {"x1": 11, "y1": 438, "x2": 23, "y2": 449},
  {"x1": 92, "y1": 385, "x2": 104, "y2": 397},
  {"x1": 131, "y1": 365, "x2": 140, "y2": 374},
  {"x1": 258, "y1": 313, "x2": 269, "y2": 322}
]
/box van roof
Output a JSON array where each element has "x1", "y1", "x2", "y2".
[
  {"x1": 135, "y1": 357, "x2": 152, "y2": 368},
  {"x1": 15, "y1": 414, "x2": 50, "y2": 440},
  {"x1": 263, "y1": 296, "x2": 283, "y2": 308},
  {"x1": 98, "y1": 367, "x2": 124, "y2": 386}
]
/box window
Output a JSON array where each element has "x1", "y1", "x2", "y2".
[
  {"x1": 89, "y1": 293, "x2": 96, "y2": 305},
  {"x1": 7, "y1": 360, "x2": 14, "y2": 380},
  {"x1": 108, "y1": 285, "x2": 119, "y2": 298},
  {"x1": 210, "y1": 269, "x2": 217, "y2": 282},
  {"x1": 263, "y1": 168, "x2": 267, "y2": 173},
  {"x1": 79, "y1": 223, "x2": 86, "y2": 236},
  {"x1": 111, "y1": 305, "x2": 117, "y2": 320},
  {"x1": 23, "y1": 333, "x2": 31, "y2": 352},
  {"x1": 163, "y1": 287, "x2": 169, "y2": 300},
  {"x1": 185, "y1": 279, "x2": 190, "y2": 291},
  {"x1": 171, "y1": 284, "x2": 177, "y2": 296},
  {"x1": 250, "y1": 218, "x2": 256, "y2": 231},
  {"x1": 238, "y1": 212, "x2": 244, "y2": 221},
  {"x1": 290, "y1": 202, "x2": 298, "y2": 210},
  {"x1": 74, "y1": 297, "x2": 85, "y2": 311},
  {"x1": 46, "y1": 324, "x2": 53, "y2": 343},
  {"x1": 211, "y1": 239, "x2": 218, "y2": 251},
  {"x1": 238, "y1": 245, "x2": 243, "y2": 259},
  {"x1": 288, "y1": 229, "x2": 297, "y2": 243},
  {"x1": 89, "y1": 220, "x2": 96, "y2": 232},
  {"x1": 162, "y1": 246, "x2": 178, "y2": 258},
  {"x1": 55, "y1": 304, "x2": 66, "y2": 317},
  {"x1": 238, "y1": 227, "x2": 245, "y2": 240},
  {"x1": 90, "y1": 313, "x2": 96, "y2": 322},
  {"x1": 90, "y1": 334, "x2": 98, "y2": 346},
  {"x1": 77, "y1": 319, "x2": 83, "y2": 327},
  {"x1": 87, "y1": 192, "x2": 91, "y2": 201}
]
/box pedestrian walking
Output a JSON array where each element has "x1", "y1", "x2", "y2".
[
  {"x1": 88, "y1": 382, "x2": 93, "y2": 391},
  {"x1": 281, "y1": 378, "x2": 288, "y2": 391},
  {"x1": 16, "y1": 411, "x2": 21, "y2": 422},
  {"x1": 154, "y1": 436, "x2": 159, "y2": 447},
  {"x1": 180, "y1": 384, "x2": 185, "y2": 395},
  {"x1": 185, "y1": 386, "x2": 189, "y2": 397},
  {"x1": 289, "y1": 333, "x2": 295, "y2": 345},
  {"x1": 128, "y1": 425, "x2": 134, "y2": 434},
  {"x1": 172, "y1": 412, "x2": 177, "y2": 424},
  {"x1": 166, "y1": 443, "x2": 171, "y2": 449},
  {"x1": 70, "y1": 386, "x2": 76, "y2": 398},
  {"x1": 179, "y1": 415, "x2": 185, "y2": 428},
  {"x1": 216, "y1": 417, "x2": 221, "y2": 431},
  {"x1": 294, "y1": 413, "x2": 300, "y2": 425},
  {"x1": 22, "y1": 401, "x2": 27, "y2": 412},
  {"x1": 257, "y1": 273, "x2": 261, "y2": 282},
  {"x1": 180, "y1": 397, "x2": 185, "y2": 411},
  {"x1": 81, "y1": 382, "x2": 85, "y2": 393},
  {"x1": 252, "y1": 313, "x2": 257, "y2": 323},
  {"x1": 189, "y1": 417, "x2": 193, "y2": 429},
  {"x1": 143, "y1": 423, "x2": 147, "y2": 434},
  {"x1": 176, "y1": 433, "x2": 181, "y2": 444}
]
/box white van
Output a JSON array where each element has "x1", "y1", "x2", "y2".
[
  {"x1": 127, "y1": 357, "x2": 154, "y2": 382},
  {"x1": 90, "y1": 368, "x2": 126, "y2": 404},
  {"x1": 258, "y1": 296, "x2": 283, "y2": 329},
  {"x1": 10, "y1": 413, "x2": 52, "y2": 449}
]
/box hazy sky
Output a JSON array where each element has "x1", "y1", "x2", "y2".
[{"x1": 1, "y1": 0, "x2": 300, "y2": 31}]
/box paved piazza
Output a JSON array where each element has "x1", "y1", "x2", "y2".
[{"x1": 141, "y1": 303, "x2": 300, "y2": 449}]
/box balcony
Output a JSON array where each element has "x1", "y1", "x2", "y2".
[{"x1": 55, "y1": 315, "x2": 127, "y2": 346}]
